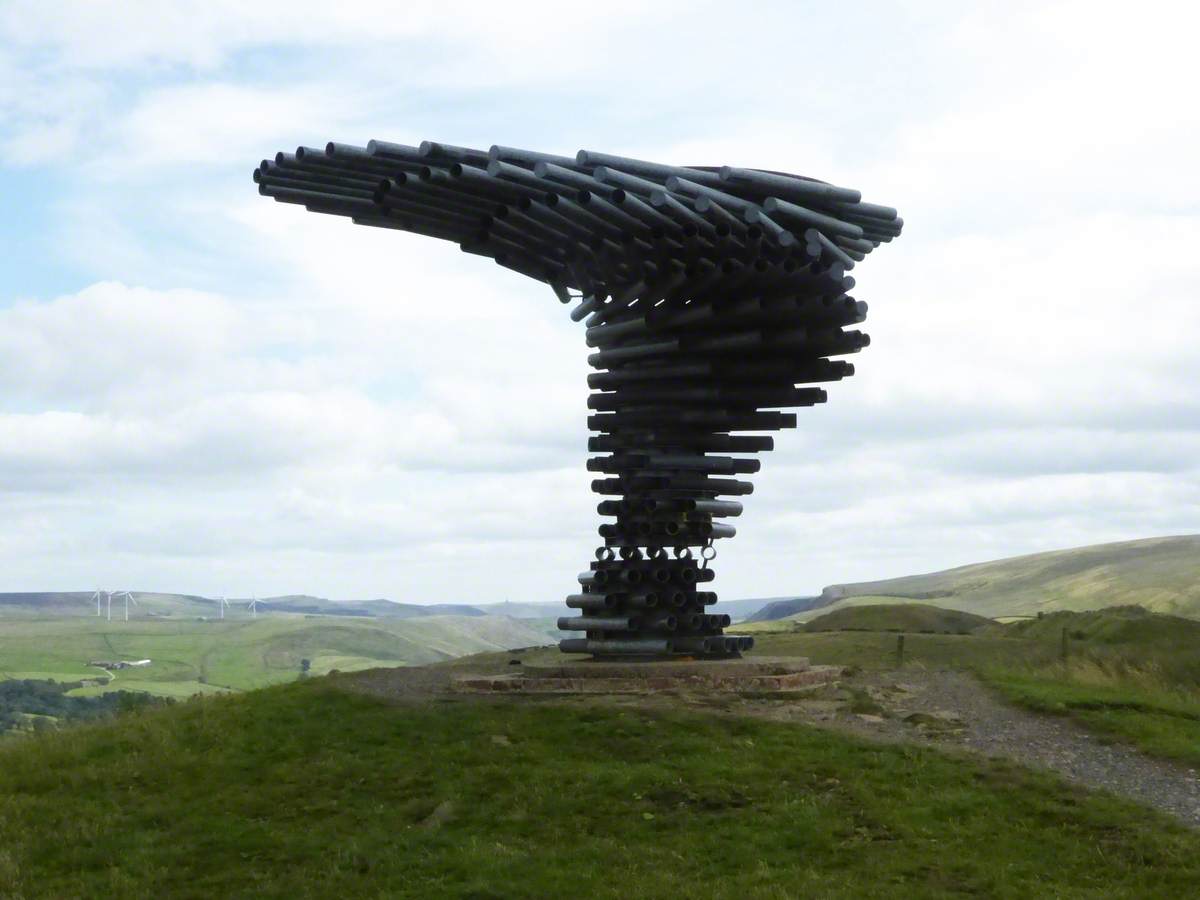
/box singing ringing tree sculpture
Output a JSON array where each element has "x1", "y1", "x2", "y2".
[{"x1": 254, "y1": 140, "x2": 902, "y2": 659}]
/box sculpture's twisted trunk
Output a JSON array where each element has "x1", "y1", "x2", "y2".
[{"x1": 255, "y1": 140, "x2": 901, "y2": 659}]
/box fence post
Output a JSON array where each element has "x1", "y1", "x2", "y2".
[
  {"x1": 1060, "y1": 626, "x2": 1068, "y2": 664},
  {"x1": 896, "y1": 634, "x2": 905, "y2": 668}
]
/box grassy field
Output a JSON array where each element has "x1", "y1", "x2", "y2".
[
  {"x1": 803, "y1": 602, "x2": 993, "y2": 634},
  {"x1": 802, "y1": 534, "x2": 1200, "y2": 621},
  {"x1": 0, "y1": 615, "x2": 553, "y2": 698},
  {"x1": 1, "y1": 678, "x2": 1197, "y2": 898},
  {"x1": 745, "y1": 629, "x2": 1059, "y2": 670},
  {"x1": 734, "y1": 605, "x2": 1200, "y2": 768}
]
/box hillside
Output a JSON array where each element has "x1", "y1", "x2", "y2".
[
  {"x1": 0, "y1": 592, "x2": 491, "y2": 620},
  {"x1": 474, "y1": 600, "x2": 572, "y2": 619},
  {"x1": 259, "y1": 596, "x2": 486, "y2": 618},
  {"x1": 742, "y1": 595, "x2": 829, "y2": 622},
  {"x1": 0, "y1": 615, "x2": 553, "y2": 698},
  {"x1": 792, "y1": 535, "x2": 1200, "y2": 622},
  {"x1": 0, "y1": 591, "x2": 215, "y2": 619},
  {"x1": 5, "y1": 592, "x2": 773, "y2": 625},
  {"x1": 804, "y1": 603, "x2": 993, "y2": 634},
  {"x1": 2, "y1": 677, "x2": 1197, "y2": 897},
  {"x1": 1003, "y1": 605, "x2": 1200, "y2": 647}
]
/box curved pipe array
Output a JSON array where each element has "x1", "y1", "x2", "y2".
[{"x1": 254, "y1": 140, "x2": 901, "y2": 658}]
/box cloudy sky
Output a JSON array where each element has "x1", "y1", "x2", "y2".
[{"x1": 1, "y1": 1, "x2": 1197, "y2": 604}]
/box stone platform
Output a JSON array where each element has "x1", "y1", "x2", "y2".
[{"x1": 451, "y1": 656, "x2": 842, "y2": 695}]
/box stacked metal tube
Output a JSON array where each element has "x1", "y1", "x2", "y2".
[{"x1": 255, "y1": 139, "x2": 902, "y2": 659}]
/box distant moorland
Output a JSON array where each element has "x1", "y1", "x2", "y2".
[
  {"x1": 0, "y1": 614, "x2": 553, "y2": 704},
  {"x1": 791, "y1": 534, "x2": 1200, "y2": 622}
]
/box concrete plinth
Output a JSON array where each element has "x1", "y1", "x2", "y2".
[{"x1": 451, "y1": 656, "x2": 842, "y2": 695}]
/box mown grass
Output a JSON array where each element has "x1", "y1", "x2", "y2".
[{"x1": 1, "y1": 679, "x2": 1197, "y2": 899}]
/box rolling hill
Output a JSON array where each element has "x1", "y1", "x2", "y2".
[
  {"x1": 0, "y1": 591, "x2": 215, "y2": 619},
  {"x1": 741, "y1": 595, "x2": 829, "y2": 622},
  {"x1": 252, "y1": 595, "x2": 487, "y2": 618},
  {"x1": 0, "y1": 592, "x2": 489, "y2": 620},
  {"x1": 1003, "y1": 604, "x2": 1200, "y2": 647},
  {"x1": 803, "y1": 603, "x2": 993, "y2": 634},
  {"x1": 776, "y1": 535, "x2": 1200, "y2": 623},
  {"x1": 0, "y1": 615, "x2": 554, "y2": 698},
  {"x1": 4, "y1": 592, "x2": 774, "y2": 627}
]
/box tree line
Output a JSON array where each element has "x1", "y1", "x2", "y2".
[{"x1": 0, "y1": 679, "x2": 167, "y2": 735}]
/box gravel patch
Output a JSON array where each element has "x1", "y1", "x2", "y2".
[{"x1": 816, "y1": 669, "x2": 1200, "y2": 828}]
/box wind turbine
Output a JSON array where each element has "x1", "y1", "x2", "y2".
[
  {"x1": 219, "y1": 596, "x2": 231, "y2": 620},
  {"x1": 247, "y1": 595, "x2": 258, "y2": 619},
  {"x1": 91, "y1": 590, "x2": 106, "y2": 617},
  {"x1": 113, "y1": 591, "x2": 138, "y2": 622}
]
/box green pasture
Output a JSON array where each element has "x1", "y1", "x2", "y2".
[
  {"x1": 0, "y1": 614, "x2": 546, "y2": 699},
  {"x1": 1, "y1": 679, "x2": 1197, "y2": 898}
]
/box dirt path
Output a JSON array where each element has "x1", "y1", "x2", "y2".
[
  {"x1": 345, "y1": 662, "x2": 1200, "y2": 828},
  {"x1": 739, "y1": 669, "x2": 1200, "y2": 828}
]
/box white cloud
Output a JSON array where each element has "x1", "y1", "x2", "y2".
[
  {"x1": 117, "y1": 83, "x2": 355, "y2": 168},
  {"x1": 1, "y1": 1, "x2": 1199, "y2": 601},
  {"x1": 0, "y1": 282, "x2": 243, "y2": 402},
  {"x1": 0, "y1": 0, "x2": 682, "y2": 75}
]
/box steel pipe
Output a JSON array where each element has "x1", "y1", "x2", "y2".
[{"x1": 254, "y1": 136, "x2": 900, "y2": 660}]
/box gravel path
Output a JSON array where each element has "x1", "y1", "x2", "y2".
[{"x1": 811, "y1": 669, "x2": 1200, "y2": 828}]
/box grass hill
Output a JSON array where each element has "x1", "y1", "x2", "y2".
[
  {"x1": 0, "y1": 615, "x2": 553, "y2": 699},
  {"x1": 1004, "y1": 604, "x2": 1200, "y2": 645},
  {"x1": 1, "y1": 676, "x2": 1197, "y2": 897},
  {"x1": 474, "y1": 600, "x2": 573, "y2": 618},
  {"x1": 0, "y1": 592, "x2": 491, "y2": 620},
  {"x1": 0, "y1": 591, "x2": 216, "y2": 619},
  {"x1": 783, "y1": 535, "x2": 1200, "y2": 623},
  {"x1": 257, "y1": 595, "x2": 486, "y2": 618},
  {"x1": 742, "y1": 595, "x2": 828, "y2": 622},
  {"x1": 6, "y1": 592, "x2": 771, "y2": 625},
  {"x1": 804, "y1": 603, "x2": 993, "y2": 634},
  {"x1": 998, "y1": 605, "x2": 1200, "y2": 688}
]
